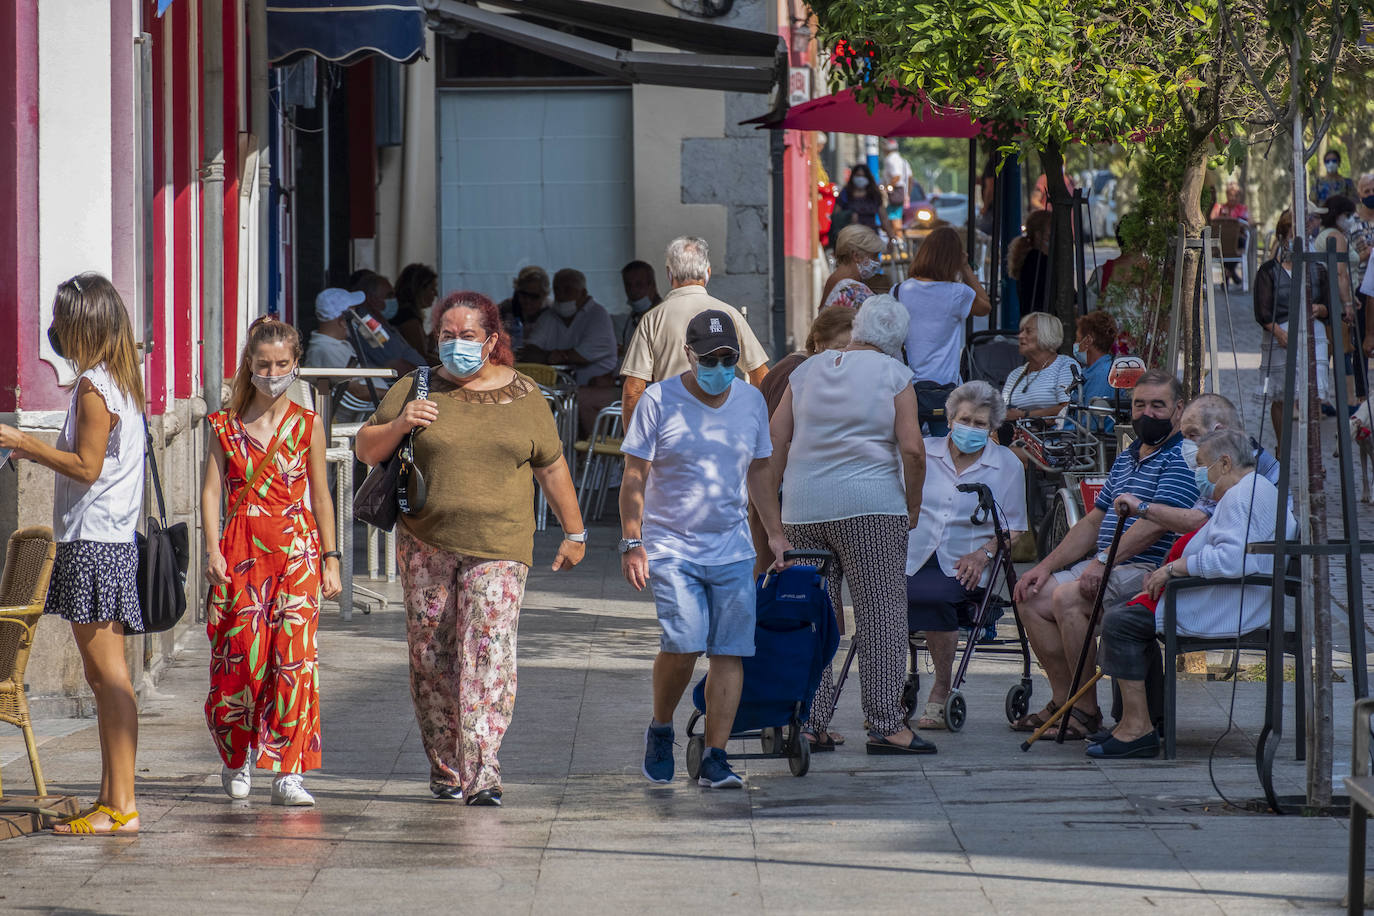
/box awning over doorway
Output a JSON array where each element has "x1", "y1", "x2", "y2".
[
  {"x1": 419, "y1": 0, "x2": 784, "y2": 96},
  {"x1": 748, "y1": 84, "x2": 983, "y2": 138},
  {"x1": 268, "y1": 1, "x2": 427, "y2": 65}
]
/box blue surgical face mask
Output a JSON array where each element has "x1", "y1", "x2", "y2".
[
  {"x1": 695, "y1": 362, "x2": 735, "y2": 396},
  {"x1": 949, "y1": 422, "x2": 989, "y2": 454},
  {"x1": 1194, "y1": 463, "x2": 1216, "y2": 501},
  {"x1": 439, "y1": 337, "x2": 487, "y2": 378},
  {"x1": 381, "y1": 297, "x2": 400, "y2": 321},
  {"x1": 1072, "y1": 342, "x2": 1085, "y2": 364}
]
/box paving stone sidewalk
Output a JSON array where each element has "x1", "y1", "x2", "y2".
[{"x1": 0, "y1": 519, "x2": 1358, "y2": 915}]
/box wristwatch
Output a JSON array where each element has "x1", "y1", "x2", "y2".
[
  {"x1": 1095, "y1": 549, "x2": 1110, "y2": 565},
  {"x1": 564, "y1": 530, "x2": 588, "y2": 543},
  {"x1": 982, "y1": 547, "x2": 995, "y2": 561},
  {"x1": 1137, "y1": 500, "x2": 1151, "y2": 519},
  {"x1": 618, "y1": 537, "x2": 643, "y2": 554},
  {"x1": 322, "y1": 550, "x2": 342, "y2": 561}
]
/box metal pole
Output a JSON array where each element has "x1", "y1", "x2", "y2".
[
  {"x1": 200, "y1": 0, "x2": 225, "y2": 413},
  {"x1": 250, "y1": 0, "x2": 270, "y2": 317},
  {"x1": 770, "y1": 128, "x2": 787, "y2": 359}
]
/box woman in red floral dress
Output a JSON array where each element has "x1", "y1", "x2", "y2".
[{"x1": 201, "y1": 317, "x2": 341, "y2": 806}]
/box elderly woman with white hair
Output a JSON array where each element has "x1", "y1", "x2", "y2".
[
  {"x1": 820, "y1": 225, "x2": 885, "y2": 310},
  {"x1": 905, "y1": 381, "x2": 1027, "y2": 729},
  {"x1": 767, "y1": 294, "x2": 935, "y2": 755},
  {"x1": 1001, "y1": 311, "x2": 1079, "y2": 426}
]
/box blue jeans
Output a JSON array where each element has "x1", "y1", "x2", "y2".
[{"x1": 648, "y1": 556, "x2": 756, "y2": 657}]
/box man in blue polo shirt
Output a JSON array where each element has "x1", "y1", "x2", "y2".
[{"x1": 1012, "y1": 369, "x2": 1199, "y2": 739}]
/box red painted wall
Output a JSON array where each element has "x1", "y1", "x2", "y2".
[{"x1": 0, "y1": 1, "x2": 60, "y2": 414}]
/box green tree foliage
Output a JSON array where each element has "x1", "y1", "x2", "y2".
[{"x1": 810, "y1": 0, "x2": 1370, "y2": 390}]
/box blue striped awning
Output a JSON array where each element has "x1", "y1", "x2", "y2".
[{"x1": 267, "y1": 1, "x2": 425, "y2": 65}]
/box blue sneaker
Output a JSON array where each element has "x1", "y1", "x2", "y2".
[
  {"x1": 643, "y1": 724, "x2": 674, "y2": 784},
  {"x1": 697, "y1": 747, "x2": 743, "y2": 789}
]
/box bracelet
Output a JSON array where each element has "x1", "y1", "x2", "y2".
[{"x1": 323, "y1": 550, "x2": 341, "y2": 561}]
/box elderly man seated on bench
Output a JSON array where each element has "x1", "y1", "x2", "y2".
[
  {"x1": 1012, "y1": 370, "x2": 1199, "y2": 739},
  {"x1": 1091, "y1": 428, "x2": 1296, "y2": 759}
]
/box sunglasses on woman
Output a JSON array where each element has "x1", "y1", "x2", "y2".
[{"x1": 697, "y1": 352, "x2": 740, "y2": 369}]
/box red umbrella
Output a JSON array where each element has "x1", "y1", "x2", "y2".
[{"x1": 750, "y1": 85, "x2": 983, "y2": 138}]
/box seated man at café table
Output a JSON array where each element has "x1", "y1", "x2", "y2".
[
  {"x1": 521, "y1": 268, "x2": 619, "y2": 433},
  {"x1": 1011, "y1": 369, "x2": 1198, "y2": 739},
  {"x1": 304, "y1": 286, "x2": 392, "y2": 406}
]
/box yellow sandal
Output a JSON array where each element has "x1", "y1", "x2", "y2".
[{"x1": 52, "y1": 804, "x2": 139, "y2": 836}]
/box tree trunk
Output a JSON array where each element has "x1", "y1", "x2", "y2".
[
  {"x1": 1175, "y1": 142, "x2": 1209, "y2": 396},
  {"x1": 1040, "y1": 141, "x2": 1078, "y2": 350}
]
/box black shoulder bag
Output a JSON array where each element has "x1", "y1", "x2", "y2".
[
  {"x1": 353, "y1": 367, "x2": 429, "y2": 531},
  {"x1": 133, "y1": 425, "x2": 190, "y2": 635}
]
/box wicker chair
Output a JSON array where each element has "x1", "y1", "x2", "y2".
[{"x1": 0, "y1": 526, "x2": 56, "y2": 797}]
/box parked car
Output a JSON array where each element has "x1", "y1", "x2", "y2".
[
  {"x1": 1080, "y1": 169, "x2": 1118, "y2": 241},
  {"x1": 907, "y1": 191, "x2": 969, "y2": 230}
]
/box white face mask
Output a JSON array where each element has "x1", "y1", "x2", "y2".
[
  {"x1": 1338, "y1": 214, "x2": 1354, "y2": 234},
  {"x1": 858, "y1": 257, "x2": 882, "y2": 279},
  {"x1": 252, "y1": 369, "x2": 298, "y2": 400},
  {"x1": 1179, "y1": 437, "x2": 1199, "y2": 469},
  {"x1": 852, "y1": 175, "x2": 870, "y2": 189},
  {"x1": 553, "y1": 299, "x2": 580, "y2": 319}
]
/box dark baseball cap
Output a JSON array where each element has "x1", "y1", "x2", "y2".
[{"x1": 685, "y1": 309, "x2": 740, "y2": 355}]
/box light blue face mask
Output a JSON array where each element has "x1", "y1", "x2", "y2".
[
  {"x1": 949, "y1": 422, "x2": 989, "y2": 454},
  {"x1": 381, "y1": 297, "x2": 400, "y2": 322},
  {"x1": 695, "y1": 363, "x2": 735, "y2": 396},
  {"x1": 1072, "y1": 342, "x2": 1086, "y2": 364},
  {"x1": 439, "y1": 337, "x2": 487, "y2": 378},
  {"x1": 1194, "y1": 463, "x2": 1216, "y2": 500}
]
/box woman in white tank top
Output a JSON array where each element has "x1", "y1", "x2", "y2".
[{"x1": 0, "y1": 274, "x2": 146, "y2": 835}]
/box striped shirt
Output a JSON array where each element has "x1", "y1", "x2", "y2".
[
  {"x1": 1002, "y1": 355, "x2": 1078, "y2": 412},
  {"x1": 1094, "y1": 432, "x2": 1199, "y2": 565}
]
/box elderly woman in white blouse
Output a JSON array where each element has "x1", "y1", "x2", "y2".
[
  {"x1": 905, "y1": 381, "x2": 1027, "y2": 729},
  {"x1": 1092, "y1": 429, "x2": 1296, "y2": 759},
  {"x1": 999, "y1": 312, "x2": 1079, "y2": 440},
  {"x1": 769, "y1": 294, "x2": 933, "y2": 755}
]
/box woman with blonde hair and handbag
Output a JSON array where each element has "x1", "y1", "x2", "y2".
[
  {"x1": 201, "y1": 316, "x2": 341, "y2": 806},
  {"x1": 0, "y1": 274, "x2": 146, "y2": 834}
]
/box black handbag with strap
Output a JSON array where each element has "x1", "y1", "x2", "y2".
[
  {"x1": 353, "y1": 367, "x2": 429, "y2": 531},
  {"x1": 133, "y1": 426, "x2": 190, "y2": 635}
]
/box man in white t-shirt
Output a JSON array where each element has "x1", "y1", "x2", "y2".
[
  {"x1": 620, "y1": 309, "x2": 790, "y2": 791},
  {"x1": 303, "y1": 287, "x2": 385, "y2": 408},
  {"x1": 519, "y1": 267, "x2": 619, "y2": 386},
  {"x1": 883, "y1": 138, "x2": 914, "y2": 223}
]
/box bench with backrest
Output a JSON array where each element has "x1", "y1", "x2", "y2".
[{"x1": 1158, "y1": 565, "x2": 1304, "y2": 760}]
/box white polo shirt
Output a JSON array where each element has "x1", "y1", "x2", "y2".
[{"x1": 906, "y1": 435, "x2": 1028, "y2": 585}]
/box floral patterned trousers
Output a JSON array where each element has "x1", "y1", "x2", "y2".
[{"x1": 397, "y1": 528, "x2": 529, "y2": 795}]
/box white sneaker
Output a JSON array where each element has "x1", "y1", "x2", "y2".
[
  {"x1": 271, "y1": 773, "x2": 315, "y2": 807},
  {"x1": 220, "y1": 762, "x2": 252, "y2": 799}
]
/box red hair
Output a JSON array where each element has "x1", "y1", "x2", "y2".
[{"x1": 432, "y1": 291, "x2": 514, "y2": 367}]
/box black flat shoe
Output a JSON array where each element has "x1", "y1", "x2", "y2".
[
  {"x1": 466, "y1": 788, "x2": 502, "y2": 806},
  {"x1": 1086, "y1": 733, "x2": 1160, "y2": 759},
  {"x1": 865, "y1": 729, "x2": 937, "y2": 755}
]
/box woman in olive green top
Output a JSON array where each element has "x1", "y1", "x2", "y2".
[{"x1": 356, "y1": 291, "x2": 585, "y2": 807}]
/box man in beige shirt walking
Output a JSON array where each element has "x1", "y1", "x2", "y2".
[{"x1": 620, "y1": 236, "x2": 771, "y2": 422}]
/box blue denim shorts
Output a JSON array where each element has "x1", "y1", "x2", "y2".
[{"x1": 648, "y1": 556, "x2": 756, "y2": 657}]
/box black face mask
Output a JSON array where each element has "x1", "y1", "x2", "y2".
[
  {"x1": 47, "y1": 326, "x2": 65, "y2": 358},
  {"x1": 1131, "y1": 413, "x2": 1174, "y2": 447},
  {"x1": 1363, "y1": 195, "x2": 1374, "y2": 210}
]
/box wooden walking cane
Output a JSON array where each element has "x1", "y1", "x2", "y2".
[
  {"x1": 1051, "y1": 510, "x2": 1131, "y2": 746},
  {"x1": 1021, "y1": 670, "x2": 1105, "y2": 751}
]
